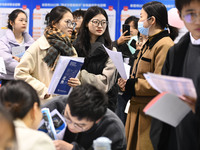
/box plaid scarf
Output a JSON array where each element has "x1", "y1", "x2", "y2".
[{"x1": 43, "y1": 26, "x2": 75, "y2": 70}]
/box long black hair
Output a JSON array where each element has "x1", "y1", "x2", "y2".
[
  {"x1": 77, "y1": 6, "x2": 112, "y2": 56},
  {"x1": 143, "y1": 1, "x2": 178, "y2": 40}
]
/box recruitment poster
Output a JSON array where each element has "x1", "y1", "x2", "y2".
[
  {"x1": 0, "y1": 0, "x2": 175, "y2": 40},
  {"x1": 118, "y1": 0, "x2": 175, "y2": 38}
]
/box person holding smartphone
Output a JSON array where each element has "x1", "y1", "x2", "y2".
[{"x1": 113, "y1": 16, "x2": 139, "y2": 58}]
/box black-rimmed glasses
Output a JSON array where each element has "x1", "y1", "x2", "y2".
[{"x1": 90, "y1": 19, "x2": 108, "y2": 28}]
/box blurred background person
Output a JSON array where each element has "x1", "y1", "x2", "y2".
[
  {"x1": 0, "y1": 80, "x2": 56, "y2": 150},
  {"x1": 71, "y1": 6, "x2": 118, "y2": 112},
  {"x1": 113, "y1": 16, "x2": 139, "y2": 59},
  {"x1": 0, "y1": 105, "x2": 17, "y2": 150},
  {"x1": 71, "y1": 9, "x2": 86, "y2": 43},
  {"x1": 0, "y1": 9, "x2": 34, "y2": 86},
  {"x1": 14, "y1": 6, "x2": 77, "y2": 103}
]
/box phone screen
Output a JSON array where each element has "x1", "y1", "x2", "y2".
[{"x1": 122, "y1": 24, "x2": 130, "y2": 36}]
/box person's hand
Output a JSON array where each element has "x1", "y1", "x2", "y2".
[
  {"x1": 54, "y1": 140, "x2": 73, "y2": 150},
  {"x1": 117, "y1": 31, "x2": 131, "y2": 45},
  {"x1": 12, "y1": 56, "x2": 20, "y2": 62},
  {"x1": 118, "y1": 78, "x2": 127, "y2": 92},
  {"x1": 68, "y1": 78, "x2": 81, "y2": 87},
  {"x1": 179, "y1": 95, "x2": 197, "y2": 113}
]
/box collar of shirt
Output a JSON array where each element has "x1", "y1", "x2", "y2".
[{"x1": 190, "y1": 32, "x2": 200, "y2": 45}]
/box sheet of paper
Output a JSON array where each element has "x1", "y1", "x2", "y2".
[
  {"x1": 144, "y1": 72, "x2": 197, "y2": 98},
  {"x1": 11, "y1": 46, "x2": 26, "y2": 58},
  {"x1": 103, "y1": 45, "x2": 129, "y2": 79},
  {"x1": 0, "y1": 57, "x2": 6, "y2": 74},
  {"x1": 48, "y1": 56, "x2": 84, "y2": 95},
  {"x1": 144, "y1": 92, "x2": 191, "y2": 127}
]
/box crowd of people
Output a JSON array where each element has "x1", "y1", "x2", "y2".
[{"x1": 0, "y1": 0, "x2": 200, "y2": 150}]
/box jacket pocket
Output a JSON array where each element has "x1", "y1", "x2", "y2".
[
  {"x1": 141, "y1": 57, "x2": 151, "y2": 62},
  {"x1": 137, "y1": 57, "x2": 152, "y2": 75}
]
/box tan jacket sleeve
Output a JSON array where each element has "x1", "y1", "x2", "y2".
[{"x1": 135, "y1": 40, "x2": 174, "y2": 96}]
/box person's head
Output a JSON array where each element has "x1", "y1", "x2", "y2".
[
  {"x1": 0, "y1": 80, "x2": 42, "y2": 130},
  {"x1": 64, "y1": 84, "x2": 108, "y2": 133},
  {"x1": 7, "y1": 9, "x2": 27, "y2": 33},
  {"x1": 45, "y1": 6, "x2": 74, "y2": 37},
  {"x1": 72, "y1": 9, "x2": 86, "y2": 32},
  {"x1": 0, "y1": 105, "x2": 16, "y2": 150},
  {"x1": 138, "y1": 1, "x2": 177, "y2": 40},
  {"x1": 176, "y1": 0, "x2": 200, "y2": 40},
  {"x1": 124, "y1": 16, "x2": 139, "y2": 36},
  {"x1": 78, "y1": 6, "x2": 112, "y2": 54}
]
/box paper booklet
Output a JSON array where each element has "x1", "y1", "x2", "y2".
[
  {"x1": 0, "y1": 57, "x2": 6, "y2": 74},
  {"x1": 143, "y1": 72, "x2": 197, "y2": 127},
  {"x1": 48, "y1": 56, "x2": 84, "y2": 95},
  {"x1": 11, "y1": 46, "x2": 28, "y2": 58},
  {"x1": 103, "y1": 45, "x2": 130, "y2": 80},
  {"x1": 38, "y1": 108, "x2": 67, "y2": 140}
]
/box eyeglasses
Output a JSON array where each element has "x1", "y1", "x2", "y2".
[
  {"x1": 183, "y1": 11, "x2": 200, "y2": 23},
  {"x1": 74, "y1": 16, "x2": 83, "y2": 22},
  {"x1": 64, "y1": 115, "x2": 85, "y2": 131},
  {"x1": 90, "y1": 19, "x2": 108, "y2": 28},
  {"x1": 65, "y1": 20, "x2": 77, "y2": 28}
]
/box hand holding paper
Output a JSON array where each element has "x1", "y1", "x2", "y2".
[
  {"x1": 103, "y1": 45, "x2": 130, "y2": 79},
  {"x1": 143, "y1": 72, "x2": 197, "y2": 127}
]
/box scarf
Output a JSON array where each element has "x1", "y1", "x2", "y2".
[{"x1": 43, "y1": 26, "x2": 75, "y2": 70}]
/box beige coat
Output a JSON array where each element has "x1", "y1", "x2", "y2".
[
  {"x1": 126, "y1": 32, "x2": 174, "y2": 150},
  {"x1": 14, "y1": 35, "x2": 77, "y2": 103},
  {"x1": 14, "y1": 119, "x2": 55, "y2": 150}
]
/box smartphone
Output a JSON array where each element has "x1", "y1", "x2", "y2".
[{"x1": 122, "y1": 24, "x2": 130, "y2": 36}]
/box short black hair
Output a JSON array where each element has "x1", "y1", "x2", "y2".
[
  {"x1": 7, "y1": 9, "x2": 27, "y2": 30},
  {"x1": 72, "y1": 9, "x2": 86, "y2": 18},
  {"x1": 175, "y1": 0, "x2": 198, "y2": 12},
  {"x1": 124, "y1": 16, "x2": 139, "y2": 29},
  {"x1": 67, "y1": 84, "x2": 108, "y2": 121},
  {"x1": 0, "y1": 80, "x2": 40, "y2": 119}
]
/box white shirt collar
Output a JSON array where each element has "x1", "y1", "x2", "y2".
[{"x1": 190, "y1": 32, "x2": 200, "y2": 45}]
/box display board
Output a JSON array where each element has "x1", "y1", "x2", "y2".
[{"x1": 0, "y1": 0, "x2": 175, "y2": 40}]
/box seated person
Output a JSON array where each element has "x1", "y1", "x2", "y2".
[
  {"x1": 0, "y1": 80, "x2": 56, "y2": 150},
  {"x1": 43, "y1": 84, "x2": 127, "y2": 150}
]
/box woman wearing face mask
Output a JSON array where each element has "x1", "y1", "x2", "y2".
[
  {"x1": 71, "y1": 6, "x2": 118, "y2": 112},
  {"x1": 0, "y1": 80, "x2": 56, "y2": 150},
  {"x1": 14, "y1": 6, "x2": 77, "y2": 103},
  {"x1": 118, "y1": 1, "x2": 176, "y2": 150},
  {"x1": 0, "y1": 9, "x2": 34, "y2": 86}
]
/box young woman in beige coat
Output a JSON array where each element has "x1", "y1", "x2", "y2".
[{"x1": 14, "y1": 6, "x2": 77, "y2": 103}]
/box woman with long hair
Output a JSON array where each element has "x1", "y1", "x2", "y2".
[
  {"x1": 70, "y1": 6, "x2": 118, "y2": 112},
  {"x1": 14, "y1": 6, "x2": 77, "y2": 103},
  {"x1": 118, "y1": 1, "x2": 175, "y2": 149}
]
